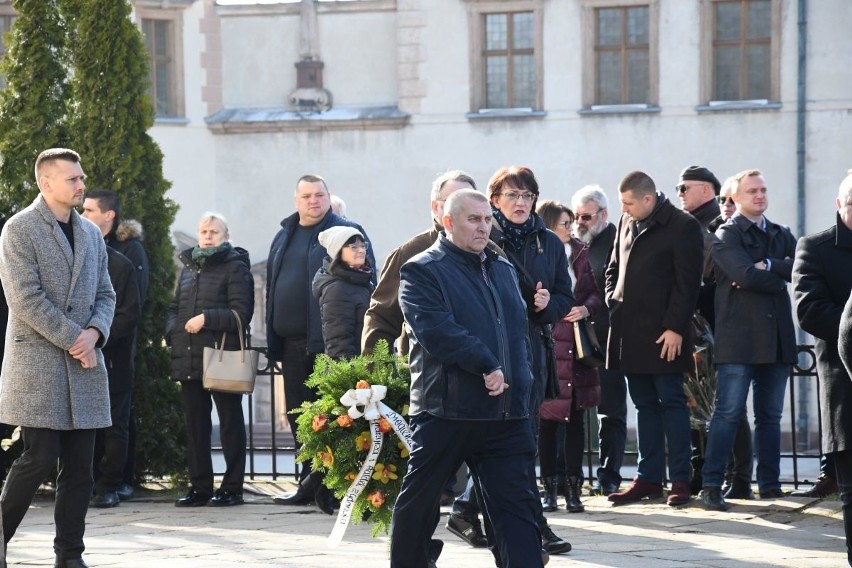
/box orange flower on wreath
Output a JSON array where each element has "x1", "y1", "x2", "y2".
[
  {"x1": 372, "y1": 463, "x2": 398, "y2": 484},
  {"x1": 312, "y1": 414, "x2": 329, "y2": 432},
  {"x1": 355, "y1": 430, "x2": 372, "y2": 451},
  {"x1": 345, "y1": 471, "x2": 357, "y2": 482},
  {"x1": 336, "y1": 414, "x2": 353, "y2": 428},
  {"x1": 367, "y1": 490, "x2": 385, "y2": 508},
  {"x1": 378, "y1": 417, "x2": 393, "y2": 434},
  {"x1": 318, "y1": 445, "x2": 334, "y2": 468},
  {"x1": 355, "y1": 380, "x2": 370, "y2": 390}
]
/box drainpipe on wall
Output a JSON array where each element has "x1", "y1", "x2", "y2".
[{"x1": 795, "y1": 0, "x2": 810, "y2": 451}]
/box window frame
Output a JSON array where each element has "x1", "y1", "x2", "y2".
[
  {"x1": 700, "y1": 0, "x2": 781, "y2": 108},
  {"x1": 466, "y1": 0, "x2": 544, "y2": 117},
  {"x1": 581, "y1": 0, "x2": 659, "y2": 113},
  {"x1": 135, "y1": 5, "x2": 186, "y2": 120},
  {"x1": 0, "y1": 6, "x2": 16, "y2": 89}
]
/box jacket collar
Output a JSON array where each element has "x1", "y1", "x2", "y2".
[{"x1": 836, "y1": 213, "x2": 852, "y2": 249}]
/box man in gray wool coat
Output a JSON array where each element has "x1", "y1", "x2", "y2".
[{"x1": 0, "y1": 148, "x2": 115, "y2": 568}]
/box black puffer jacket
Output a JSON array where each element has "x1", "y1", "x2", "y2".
[
  {"x1": 165, "y1": 245, "x2": 255, "y2": 381},
  {"x1": 312, "y1": 257, "x2": 374, "y2": 359}
]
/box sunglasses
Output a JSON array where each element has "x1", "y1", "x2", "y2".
[
  {"x1": 718, "y1": 196, "x2": 734, "y2": 205},
  {"x1": 576, "y1": 209, "x2": 601, "y2": 222}
]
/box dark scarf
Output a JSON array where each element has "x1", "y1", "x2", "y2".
[
  {"x1": 492, "y1": 207, "x2": 536, "y2": 253},
  {"x1": 191, "y1": 241, "x2": 233, "y2": 267}
]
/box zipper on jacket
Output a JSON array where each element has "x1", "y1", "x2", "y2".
[{"x1": 480, "y1": 260, "x2": 512, "y2": 419}]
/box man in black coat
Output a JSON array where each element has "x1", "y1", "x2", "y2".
[
  {"x1": 89, "y1": 248, "x2": 141, "y2": 508},
  {"x1": 572, "y1": 185, "x2": 625, "y2": 496},
  {"x1": 793, "y1": 172, "x2": 852, "y2": 509},
  {"x1": 701, "y1": 169, "x2": 798, "y2": 511},
  {"x1": 266, "y1": 174, "x2": 375, "y2": 506},
  {"x1": 838, "y1": 285, "x2": 852, "y2": 567},
  {"x1": 605, "y1": 171, "x2": 704, "y2": 507}
]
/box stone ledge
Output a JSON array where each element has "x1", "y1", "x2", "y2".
[{"x1": 205, "y1": 105, "x2": 410, "y2": 133}]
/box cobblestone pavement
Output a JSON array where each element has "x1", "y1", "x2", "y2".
[{"x1": 3, "y1": 481, "x2": 846, "y2": 567}]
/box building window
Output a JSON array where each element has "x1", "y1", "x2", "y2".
[
  {"x1": 467, "y1": 1, "x2": 543, "y2": 115},
  {"x1": 142, "y1": 18, "x2": 179, "y2": 117},
  {"x1": 482, "y1": 12, "x2": 535, "y2": 109},
  {"x1": 135, "y1": 3, "x2": 187, "y2": 120},
  {"x1": 0, "y1": 14, "x2": 16, "y2": 89},
  {"x1": 581, "y1": 1, "x2": 658, "y2": 112},
  {"x1": 594, "y1": 6, "x2": 649, "y2": 105},
  {"x1": 711, "y1": 0, "x2": 771, "y2": 101}
]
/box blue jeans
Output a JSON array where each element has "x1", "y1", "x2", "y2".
[
  {"x1": 701, "y1": 363, "x2": 789, "y2": 492},
  {"x1": 626, "y1": 373, "x2": 692, "y2": 483}
]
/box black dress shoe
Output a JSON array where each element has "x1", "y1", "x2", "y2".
[
  {"x1": 209, "y1": 489, "x2": 244, "y2": 507},
  {"x1": 272, "y1": 489, "x2": 313, "y2": 505},
  {"x1": 175, "y1": 488, "x2": 211, "y2": 507},
  {"x1": 115, "y1": 483, "x2": 134, "y2": 501},
  {"x1": 723, "y1": 480, "x2": 755, "y2": 500},
  {"x1": 590, "y1": 480, "x2": 619, "y2": 496},
  {"x1": 540, "y1": 523, "x2": 571, "y2": 554},
  {"x1": 55, "y1": 558, "x2": 90, "y2": 568},
  {"x1": 701, "y1": 487, "x2": 730, "y2": 511},
  {"x1": 446, "y1": 514, "x2": 488, "y2": 548},
  {"x1": 91, "y1": 491, "x2": 119, "y2": 508},
  {"x1": 759, "y1": 488, "x2": 788, "y2": 499}
]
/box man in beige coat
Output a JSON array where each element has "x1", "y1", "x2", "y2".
[{"x1": 0, "y1": 149, "x2": 115, "y2": 568}]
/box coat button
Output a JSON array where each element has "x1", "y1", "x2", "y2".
[{"x1": 67, "y1": 306, "x2": 72, "y2": 312}]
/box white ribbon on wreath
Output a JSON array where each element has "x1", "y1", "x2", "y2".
[{"x1": 327, "y1": 384, "x2": 413, "y2": 547}]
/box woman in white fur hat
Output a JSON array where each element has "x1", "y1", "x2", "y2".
[{"x1": 312, "y1": 225, "x2": 374, "y2": 360}]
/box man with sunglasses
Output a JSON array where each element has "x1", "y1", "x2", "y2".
[{"x1": 571, "y1": 185, "x2": 625, "y2": 496}]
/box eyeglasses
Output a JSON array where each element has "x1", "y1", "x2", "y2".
[
  {"x1": 556, "y1": 221, "x2": 572, "y2": 229},
  {"x1": 501, "y1": 191, "x2": 536, "y2": 203},
  {"x1": 718, "y1": 196, "x2": 734, "y2": 206},
  {"x1": 346, "y1": 241, "x2": 369, "y2": 251},
  {"x1": 676, "y1": 182, "x2": 708, "y2": 194},
  {"x1": 576, "y1": 209, "x2": 602, "y2": 222}
]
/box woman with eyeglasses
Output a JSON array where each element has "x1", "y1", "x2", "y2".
[
  {"x1": 536, "y1": 201, "x2": 601, "y2": 513},
  {"x1": 487, "y1": 166, "x2": 575, "y2": 555},
  {"x1": 313, "y1": 226, "x2": 374, "y2": 360}
]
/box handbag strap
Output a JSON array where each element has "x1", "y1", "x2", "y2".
[{"x1": 217, "y1": 309, "x2": 247, "y2": 362}]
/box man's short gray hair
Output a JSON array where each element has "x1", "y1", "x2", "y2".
[
  {"x1": 444, "y1": 188, "x2": 487, "y2": 220},
  {"x1": 571, "y1": 184, "x2": 608, "y2": 212},
  {"x1": 430, "y1": 170, "x2": 477, "y2": 202}
]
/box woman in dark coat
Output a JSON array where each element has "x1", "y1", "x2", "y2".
[
  {"x1": 166, "y1": 213, "x2": 255, "y2": 508},
  {"x1": 313, "y1": 226, "x2": 374, "y2": 359},
  {"x1": 488, "y1": 166, "x2": 575, "y2": 554},
  {"x1": 537, "y1": 201, "x2": 601, "y2": 513}
]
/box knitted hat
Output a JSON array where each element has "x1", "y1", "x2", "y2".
[
  {"x1": 679, "y1": 165, "x2": 721, "y2": 195},
  {"x1": 318, "y1": 226, "x2": 364, "y2": 260}
]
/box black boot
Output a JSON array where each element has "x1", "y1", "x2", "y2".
[
  {"x1": 565, "y1": 477, "x2": 584, "y2": 513},
  {"x1": 541, "y1": 477, "x2": 558, "y2": 512},
  {"x1": 273, "y1": 470, "x2": 321, "y2": 505},
  {"x1": 555, "y1": 474, "x2": 566, "y2": 497}
]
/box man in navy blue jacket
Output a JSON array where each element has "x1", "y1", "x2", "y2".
[
  {"x1": 266, "y1": 174, "x2": 374, "y2": 506},
  {"x1": 392, "y1": 189, "x2": 543, "y2": 568}
]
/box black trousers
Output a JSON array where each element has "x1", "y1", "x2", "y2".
[
  {"x1": 390, "y1": 415, "x2": 542, "y2": 568},
  {"x1": 180, "y1": 380, "x2": 246, "y2": 495},
  {"x1": 1, "y1": 427, "x2": 95, "y2": 560},
  {"x1": 93, "y1": 388, "x2": 132, "y2": 493},
  {"x1": 539, "y1": 409, "x2": 585, "y2": 480},
  {"x1": 280, "y1": 337, "x2": 317, "y2": 481},
  {"x1": 835, "y1": 449, "x2": 852, "y2": 566}
]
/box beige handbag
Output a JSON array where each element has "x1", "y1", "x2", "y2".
[{"x1": 202, "y1": 310, "x2": 258, "y2": 394}]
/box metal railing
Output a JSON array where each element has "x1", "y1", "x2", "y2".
[{"x1": 227, "y1": 344, "x2": 823, "y2": 486}]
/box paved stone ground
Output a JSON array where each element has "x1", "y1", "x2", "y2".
[{"x1": 3, "y1": 481, "x2": 846, "y2": 567}]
